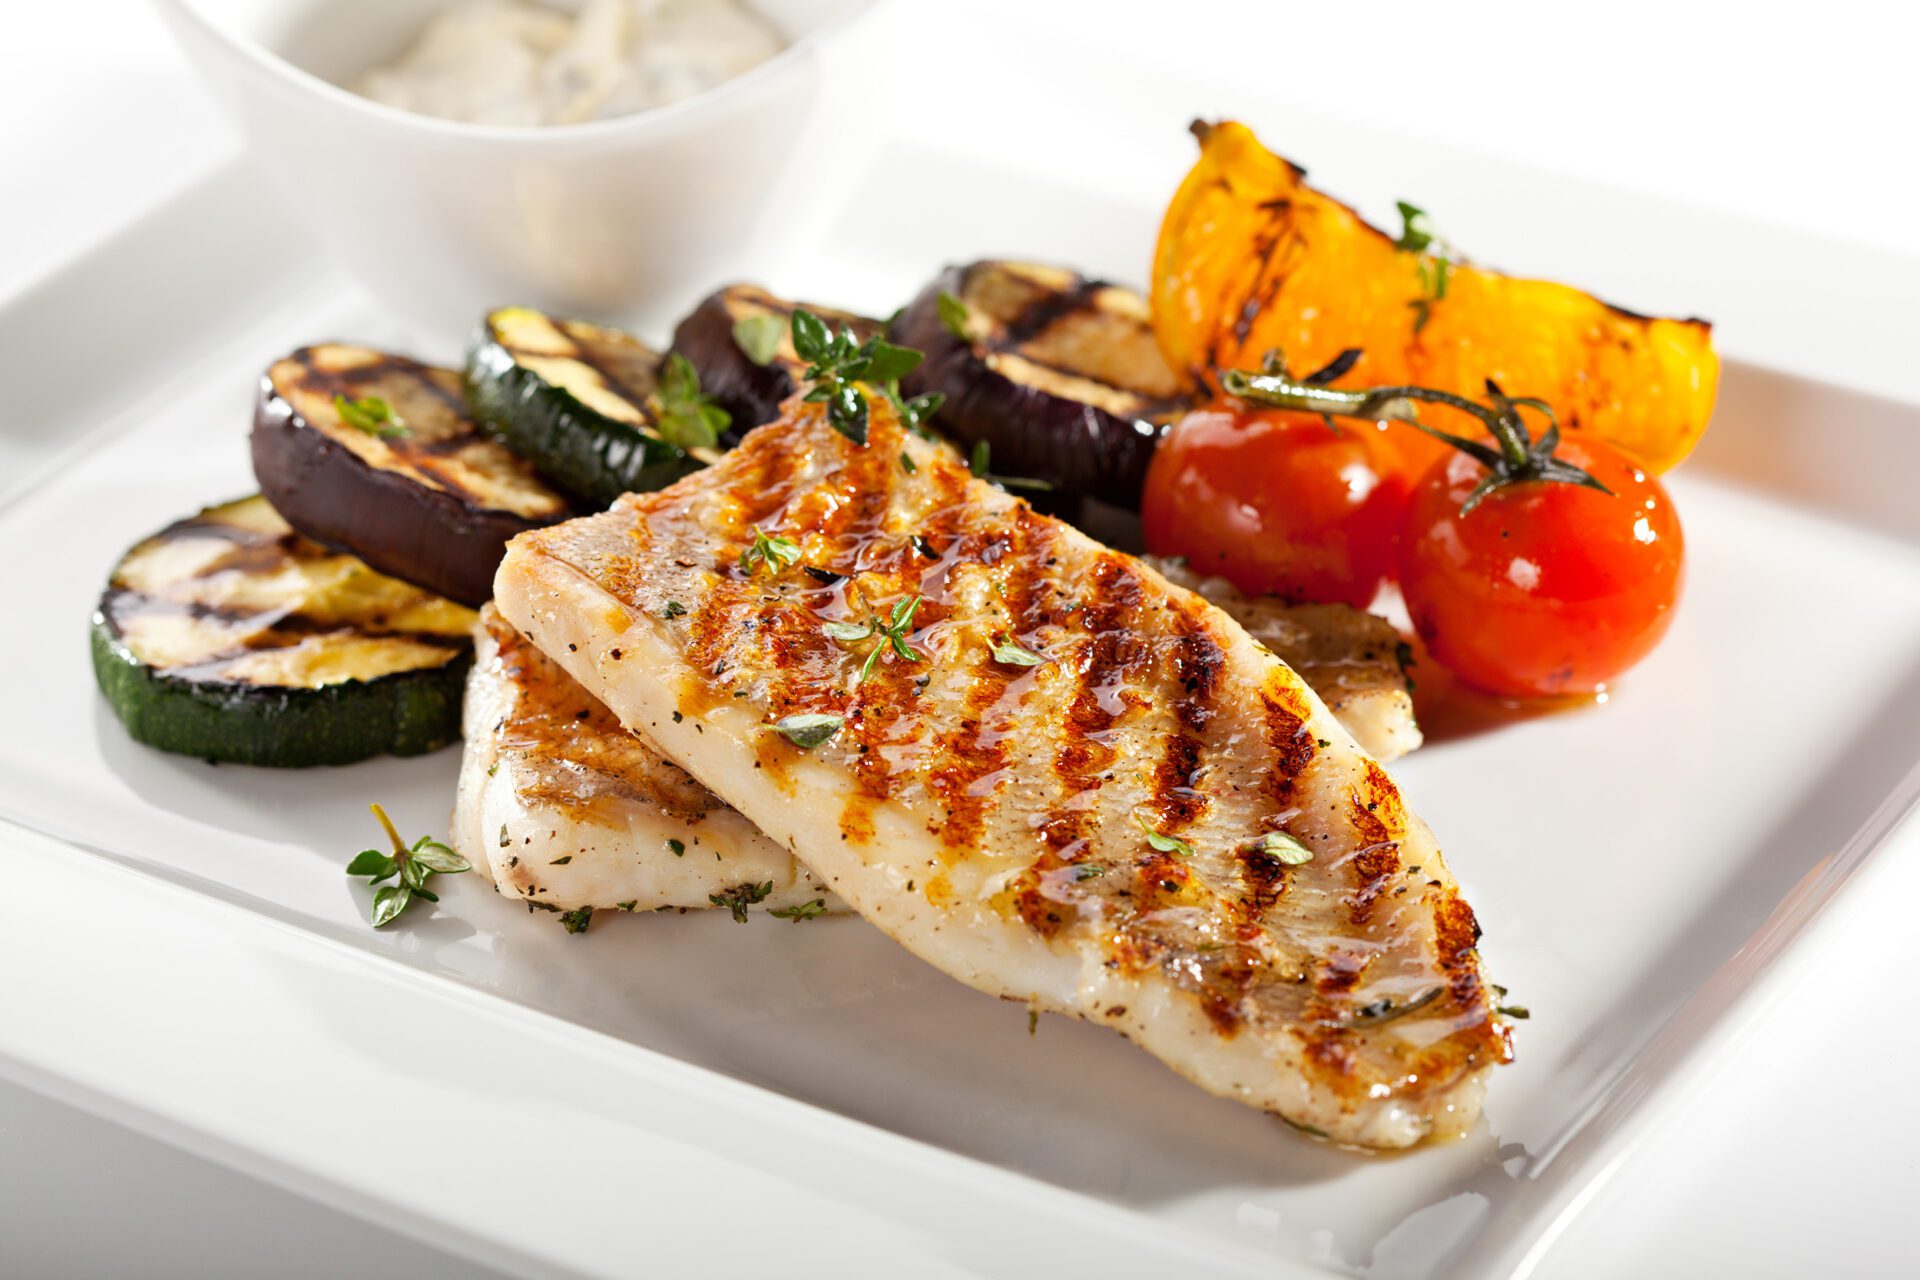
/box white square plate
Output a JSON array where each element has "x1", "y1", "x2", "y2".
[{"x1": 4, "y1": 37, "x2": 1920, "y2": 1280}]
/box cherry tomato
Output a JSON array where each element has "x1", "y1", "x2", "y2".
[
  {"x1": 1398, "y1": 436, "x2": 1684, "y2": 700},
  {"x1": 1141, "y1": 404, "x2": 1411, "y2": 608}
]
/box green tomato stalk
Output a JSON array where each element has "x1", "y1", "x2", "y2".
[{"x1": 1219, "y1": 351, "x2": 1613, "y2": 514}]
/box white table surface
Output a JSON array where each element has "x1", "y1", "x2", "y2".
[{"x1": 4, "y1": 2, "x2": 1917, "y2": 1276}]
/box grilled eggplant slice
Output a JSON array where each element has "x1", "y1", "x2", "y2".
[
  {"x1": 92, "y1": 496, "x2": 475, "y2": 767},
  {"x1": 253, "y1": 344, "x2": 572, "y2": 606},
  {"x1": 465, "y1": 306, "x2": 719, "y2": 508},
  {"x1": 891, "y1": 261, "x2": 1193, "y2": 511},
  {"x1": 667, "y1": 284, "x2": 881, "y2": 439}
]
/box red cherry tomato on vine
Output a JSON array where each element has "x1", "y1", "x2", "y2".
[
  {"x1": 1398, "y1": 436, "x2": 1684, "y2": 700},
  {"x1": 1141, "y1": 404, "x2": 1410, "y2": 608}
]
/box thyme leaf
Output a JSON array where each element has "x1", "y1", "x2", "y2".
[
  {"x1": 654, "y1": 352, "x2": 729, "y2": 451},
  {"x1": 740, "y1": 527, "x2": 801, "y2": 576},
  {"x1": 731, "y1": 312, "x2": 785, "y2": 366},
  {"x1": 1245, "y1": 830, "x2": 1313, "y2": 866},
  {"x1": 710, "y1": 880, "x2": 775, "y2": 923},
  {"x1": 347, "y1": 804, "x2": 470, "y2": 928},
  {"x1": 1133, "y1": 813, "x2": 1195, "y2": 858},
  {"x1": 334, "y1": 393, "x2": 407, "y2": 439},
  {"x1": 767, "y1": 713, "x2": 844, "y2": 749},
  {"x1": 989, "y1": 632, "x2": 1045, "y2": 668}
]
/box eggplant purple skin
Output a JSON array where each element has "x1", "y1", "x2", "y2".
[
  {"x1": 668, "y1": 286, "x2": 882, "y2": 445},
  {"x1": 250, "y1": 378, "x2": 560, "y2": 607},
  {"x1": 890, "y1": 265, "x2": 1172, "y2": 514},
  {"x1": 667, "y1": 290, "x2": 798, "y2": 445}
]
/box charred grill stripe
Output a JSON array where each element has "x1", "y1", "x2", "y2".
[
  {"x1": 921, "y1": 498, "x2": 1055, "y2": 850},
  {"x1": 995, "y1": 269, "x2": 1108, "y2": 346},
  {"x1": 1346, "y1": 841, "x2": 1403, "y2": 926},
  {"x1": 1257, "y1": 674, "x2": 1318, "y2": 811},
  {"x1": 528, "y1": 323, "x2": 660, "y2": 419},
  {"x1": 1044, "y1": 556, "x2": 1146, "y2": 845}
]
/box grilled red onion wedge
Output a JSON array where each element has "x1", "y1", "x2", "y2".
[
  {"x1": 254, "y1": 344, "x2": 571, "y2": 606},
  {"x1": 494, "y1": 395, "x2": 1508, "y2": 1148}
]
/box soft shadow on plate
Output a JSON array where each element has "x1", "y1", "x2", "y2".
[{"x1": 92, "y1": 698, "x2": 463, "y2": 852}]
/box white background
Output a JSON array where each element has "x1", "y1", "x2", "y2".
[{"x1": 2, "y1": 1, "x2": 1917, "y2": 1276}]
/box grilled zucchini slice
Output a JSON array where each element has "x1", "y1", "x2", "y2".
[
  {"x1": 253, "y1": 344, "x2": 573, "y2": 606},
  {"x1": 92, "y1": 496, "x2": 476, "y2": 767},
  {"x1": 465, "y1": 306, "x2": 720, "y2": 509},
  {"x1": 668, "y1": 284, "x2": 881, "y2": 440},
  {"x1": 891, "y1": 261, "x2": 1194, "y2": 511}
]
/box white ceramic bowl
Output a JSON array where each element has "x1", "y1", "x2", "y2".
[{"x1": 154, "y1": 0, "x2": 888, "y2": 335}]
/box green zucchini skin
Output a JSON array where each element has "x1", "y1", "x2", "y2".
[
  {"x1": 91, "y1": 617, "x2": 468, "y2": 767},
  {"x1": 464, "y1": 308, "x2": 699, "y2": 509},
  {"x1": 92, "y1": 495, "x2": 476, "y2": 769}
]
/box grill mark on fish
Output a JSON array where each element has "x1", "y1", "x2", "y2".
[
  {"x1": 922, "y1": 511, "x2": 1055, "y2": 850},
  {"x1": 1149, "y1": 619, "x2": 1227, "y2": 831},
  {"x1": 1346, "y1": 841, "x2": 1403, "y2": 927},
  {"x1": 1041, "y1": 556, "x2": 1146, "y2": 849},
  {"x1": 1256, "y1": 674, "x2": 1318, "y2": 812}
]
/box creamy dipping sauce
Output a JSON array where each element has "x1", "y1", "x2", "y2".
[{"x1": 354, "y1": 0, "x2": 786, "y2": 127}]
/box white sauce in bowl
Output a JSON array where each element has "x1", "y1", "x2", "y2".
[{"x1": 354, "y1": 0, "x2": 786, "y2": 127}]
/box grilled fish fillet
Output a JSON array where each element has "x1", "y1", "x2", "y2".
[
  {"x1": 453, "y1": 605, "x2": 838, "y2": 919},
  {"x1": 495, "y1": 398, "x2": 1509, "y2": 1147},
  {"x1": 1146, "y1": 559, "x2": 1422, "y2": 763}
]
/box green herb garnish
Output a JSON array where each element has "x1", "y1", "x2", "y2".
[
  {"x1": 334, "y1": 393, "x2": 407, "y2": 439},
  {"x1": 559, "y1": 906, "x2": 593, "y2": 935},
  {"x1": 1393, "y1": 200, "x2": 1455, "y2": 334},
  {"x1": 346, "y1": 803, "x2": 470, "y2": 927},
  {"x1": 936, "y1": 290, "x2": 971, "y2": 340},
  {"x1": 732, "y1": 312, "x2": 786, "y2": 366},
  {"x1": 740, "y1": 526, "x2": 802, "y2": 576},
  {"x1": 1349, "y1": 986, "x2": 1445, "y2": 1027},
  {"x1": 769, "y1": 898, "x2": 828, "y2": 921},
  {"x1": 968, "y1": 440, "x2": 1053, "y2": 493},
  {"x1": 710, "y1": 880, "x2": 775, "y2": 923},
  {"x1": 654, "y1": 352, "x2": 729, "y2": 451},
  {"x1": 1220, "y1": 359, "x2": 1611, "y2": 515},
  {"x1": 1245, "y1": 830, "x2": 1313, "y2": 866},
  {"x1": 1133, "y1": 813, "x2": 1195, "y2": 858},
  {"x1": 790, "y1": 307, "x2": 925, "y2": 445},
  {"x1": 667, "y1": 838, "x2": 686, "y2": 857},
  {"x1": 899, "y1": 451, "x2": 918, "y2": 475},
  {"x1": 989, "y1": 632, "x2": 1045, "y2": 668},
  {"x1": 856, "y1": 594, "x2": 923, "y2": 684},
  {"x1": 768, "y1": 713, "x2": 844, "y2": 749},
  {"x1": 822, "y1": 619, "x2": 874, "y2": 643},
  {"x1": 662, "y1": 600, "x2": 688, "y2": 619}
]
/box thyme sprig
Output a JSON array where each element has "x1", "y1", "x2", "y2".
[
  {"x1": 345, "y1": 803, "x2": 470, "y2": 927},
  {"x1": 710, "y1": 880, "x2": 775, "y2": 922},
  {"x1": 654, "y1": 352, "x2": 730, "y2": 451},
  {"x1": 740, "y1": 526, "x2": 802, "y2": 576},
  {"x1": 790, "y1": 308, "x2": 928, "y2": 445},
  {"x1": 831, "y1": 594, "x2": 924, "y2": 685},
  {"x1": 334, "y1": 393, "x2": 408, "y2": 439},
  {"x1": 1393, "y1": 201, "x2": 1455, "y2": 334},
  {"x1": 1221, "y1": 356, "x2": 1612, "y2": 514}
]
